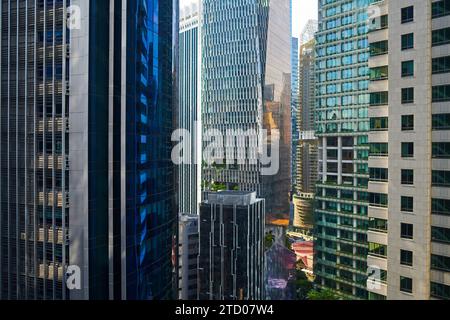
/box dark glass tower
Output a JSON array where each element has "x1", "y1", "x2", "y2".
[
  {"x1": 198, "y1": 191, "x2": 265, "y2": 300},
  {"x1": 0, "y1": 0, "x2": 177, "y2": 300}
]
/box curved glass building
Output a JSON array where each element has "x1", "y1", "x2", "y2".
[{"x1": 201, "y1": 0, "x2": 292, "y2": 223}]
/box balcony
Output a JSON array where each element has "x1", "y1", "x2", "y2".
[
  {"x1": 37, "y1": 81, "x2": 63, "y2": 96},
  {"x1": 38, "y1": 7, "x2": 65, "y2": 25},
  {"x1": 38, "y1": 263, "x2": 63, "y2": 281},
  {"x1": 38, "y1": 191, "x2": 69, "y2": 208},
  {"x1": 37, "y1": 154, "x2": 64, "y2": 170},
  {"x1": 20, "y1": 227, "x2": 64, "y2": 245},
  {"x1": 37, "y1": 117, "x2": 68, "y2": 134}
]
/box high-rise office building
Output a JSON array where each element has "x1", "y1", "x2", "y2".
[
  {"x1": 314, "y1": 0, "x2": 372, "y2": 299},
  {"x1": 0, "y1": 0, "x2": 177, "y2": 300},
  {"x1": 291, "y1": 37, "x2": 299, "y2": 190},
  {"x1": 178, "y1": 213, "x2": 199, "y2": 300},
  {"x1": 366, "y1": 0, "x2": 450, "y2": 300},
  {"x1": 293, "y1": 37, "x2": 318, "y2": 233},
  {"x1": 201, "y1": 0, "x2": 292, "y2": 222},
  {"x1": 178, "y1": 0, "x2": 202, "y2": 215},
  {"x1": 198, "y1": 191, "x2": 265, "y2": 300}
]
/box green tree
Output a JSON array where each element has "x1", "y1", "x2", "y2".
[
  {"x1": 307, "y1": 288, "x2": 339, "y2": 300},
  {"x1": 264, "y1": 232, "x2": 275, "y2": 251},
  {"x1": 295, "y1": 270, "x2": 313, "y2": 300}
]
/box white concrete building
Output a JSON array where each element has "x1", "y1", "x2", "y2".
[{"x1": 367, "y1": 0, "x2": 450, "y2": 300}]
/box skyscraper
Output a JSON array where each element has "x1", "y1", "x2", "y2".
[
  {"x1": 293, "y1": 36, "x2": 318, "y2": 234},
  {"x1": 366, "y1": 0, "x2": 450, "y2": 300},
  {"x1": 314, "y1": 0, "x2": 372, "y2": 299},
  {"x1": 178, "y1": 0, "x2": 202, "y2": 215},
  {"x1": 291, "y1": 37, "x2": 299, "y2": 190},
  {"x1": 178, "y1": 213, "x2": 199, "y2": 300},
  {"x1": 198, "y1": 191, "x2": 265, "y2": 300},
  {"x1": 0, "y1": 0, "x2": 177, "y2": 300},
  {"x1": 201, "y1": 0, "x2": 292, "y2": 222}
]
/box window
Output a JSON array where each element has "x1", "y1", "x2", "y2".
[
  {"x1": 432, "y1": 142, "x2": 450, "y2": 159},
  {"x1": 431, "y1": 282, "x2": 450, "y2": 299},
  {"x1": 432, "y1": 0, "x2": 450, "y2": 18},
  {"x1": 432, "y1": 85, "x2": 450, "y2": 102},
  {"x1": 401, "y1": 61, "x2": 414, "y2": 77},
  {"x1": 432, "y1": 27, "x2": 450, "y2": 46},
  {"x1": 400, "y1": 250, "x2": 413, "y2": 266},
  {"x1": 432, "y1": 113, "x2": 450, "y2": 130},
  {"x1": 370, "y1": 91, "x2": 389, "y2": 106},
  {"x1": 401, "y1": 169, "x2": 414, "y2": 185},
  {"x1": 370, "y1": 66, "x2": 388, "y2": 81},
  {"x1": 370, "y1": 117, "x2": 388, "y2": 131},
  {"x1": 380, "y1": 14, "x2": 388, "y2": 29},
  {"x1": 368, "y1": 242, "x2": 387, "y2": 258},
  {"x1": 401, "y1": 33, "x2": 414, "y2": 50},
  {"x1": 327, "y1": 137, "x2": 338, "y2": 147},
  {"x1": 432, "y1": 56, "x2": 450, "y2": 74},
  {"x1": 342, "y1": 136, "x2": 354, "y2": 147},
  {"x1": 370, "y1": 14, "x2": 389, "y2": 31},
  {"x1": 369, "y1": 193, "x2": 388, "y2": 208},
  {"x1": 402, "y1": 115, "x2": 414, "y2": 131},
  {"x1": 432, "y1": 226, "x2": 450, "y2": 244},
  {"x1": 402, "y1": 88, "x2": 414, "y2": 104},
  {"x1": 401, "y1": 223, "x2": 414, "y2": 239},
  {"x1": 370, "y1": 143, "x2": 388, "y2": 157},
  {"x1": 369, "y1": 293, "x2": 387, "y2": 300},
  {"x1": 432, "y1": 170, "x2": 450, "y2": 187},
  {"x1": 401, "y1": 6, "x2": 414, "y2": 23},
  {"x1": 432, "y1": 198, "x2": 450, "y2": 215},
  {"x1": 401, "y1": 196, "x2": 414, "y2": 212},
  {"x1": 370, "y1": 167, "x2": 388, "y2": 182},
  {"x1": 431, "y1": 254, "x2": 450, "y2": 272},
  {"x1": 369, "y1": 218, "x2": 388, "y2": 232},
  {"x1": 400, "y1": 277, "x2": 413, "y2": 293},
  {"x1": 402, "y1": 142, "x2": 414, "y2": 158},
  {"x1": 370, "y1": 40, "x2": 388, "y2": 56}
]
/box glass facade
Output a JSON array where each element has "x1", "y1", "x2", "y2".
[
  {"x1": 201, "y1": 0, "x2": 291, "y2": 222},
  {"x1": 0, "y1": 0, "x2": 70, "y2": 300},
  {"x1": 198, "y1": 192, "x2": 265, "y2": 300},
  {"x1": 178, "y1": 2, "x2": 201, "y2": 215},
  {"x1": 314, "y1": 0, "x2": 373, "y2": 299},
  {"x1": 293, "y1": 36, "x2": 318, "y2": 233},
  {"x1": 0, "y1": 0, "x2": 176, "y2": 300},
  {"x1": 291, "y1": 37, "x2": 299, "y2": 189},
  {"x1": 123, "y1": 0, "x2": 176, "y2": 300}
]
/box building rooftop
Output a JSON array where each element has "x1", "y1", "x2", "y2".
[{"x1": 203, "y1": 191, "x2": 262, "y2": 206}]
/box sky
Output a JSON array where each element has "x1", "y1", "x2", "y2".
[
  {"x1": 292, "y1": 0, "x2": 318, "y2": 38},
  {"x1": 179, "y1": 0, "x2": 318, "y2": 39}
]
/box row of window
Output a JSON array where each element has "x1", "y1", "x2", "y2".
[
  {"x1": 370, "y1": 86, "x2": 450, "y2": 106},
  {"x1": 369, "y1": 52, "x2": 449, "y2": 77},
  {"x1": 369, "y1": 114, "x2": 450, "y2": 132},
  {"x1": 369, "y1": 142, "x2": 450, "y2": 159},
  {"x1": 369, "y1": 194, "x2": 449, "y2": 216},
  {"x1": 400, "y1": 278, "x2": 450, "y2": 298},
  {"x1": 400, "y1": 27, "x2": 450, "y2": 51},
  {"x1": 369, "y1": 168, "x2": 414, "y2": 185},
  {"x1": 370, "y1": 169, "x2": 450, "y2": 188}
]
